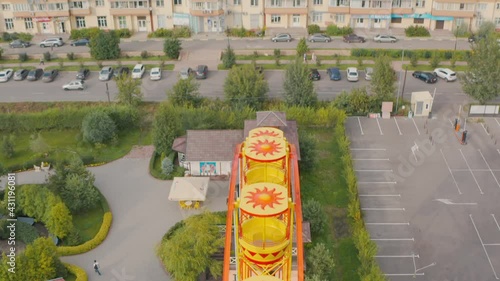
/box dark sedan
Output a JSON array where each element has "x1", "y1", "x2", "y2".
[
  {"x1": 113, "y1": 66, "x2": 129, "y2": 78},
  {"x1": 27, "y1": 68, "x2": 44, "y2": 81},
  {"x1": 412, "y1": 71, "x2": 437, "y2": 84},
  {"x1": 13, "y1": 69, "x2": 29, "y2": 81},
  {"x1": 42, "y1": 69, "x2": 59, "y2": 82},
  {"x1": 327, "y1": 68, "x2": 341, "y2": 81},
  {"x1": 76, "y1": 68, "x2": 90, "y2": 80},
  {"x1": 343, "y1": 34, "x2": 365, "y2": 43},
  {"x1": 70, "y1": 38, "x2": 90, "y2": 46},
  {"x1": 9, "y1": 40, "x2": 31, "y2": 48},
  {"x1": 309, "y1": 69, "x2": 321, "y2": 81},
  {"x1": 196, "y1": 65, "x2": 208, "y2": 79}
]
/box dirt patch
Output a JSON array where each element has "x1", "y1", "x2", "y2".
[
  {"x1": 124, "y1": 145, "x2": 155, "y2": 159},
  {"x1": 0, "y1": 239, "x2": 26, "y2": 255},
  {"x1": 326, "y1": 206, "x2": 350, "y2": 239}
]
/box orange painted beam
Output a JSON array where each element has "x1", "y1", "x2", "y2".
[{"x1": 291, "y1": 144, "x2": 305, "y2": 281}]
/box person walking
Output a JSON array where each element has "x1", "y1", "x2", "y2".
[
  {"x1": 39, "y1": 57, "x2": 44, "y2": 65},
  {"x1": 93, "y1": 260, "x2": 101, "y2": 276}
]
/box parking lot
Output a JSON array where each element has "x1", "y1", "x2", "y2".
[{"x1": 346, "y1": 115, "x2": 500, "y2": 280}]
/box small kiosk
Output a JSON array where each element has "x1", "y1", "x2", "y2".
[{"x1": 411, "y1": 91, "x2": 434, "y2": 117}]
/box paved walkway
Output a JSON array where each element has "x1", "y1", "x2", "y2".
[{"x1": 0, "y1": 146, "x2": 229, "y2": 281}]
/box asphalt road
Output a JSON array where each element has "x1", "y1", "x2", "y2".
[
  {"x1": 0, "y1": 37, "x2": 471, "y2": 56},
  {"x1": 0, "y1": 69, "x2": 467, "y2": 104}
]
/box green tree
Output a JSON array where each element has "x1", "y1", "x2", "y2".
[
  {"x1": 163, "y1": 38, "x2": 182, "y2": 59},
  {"x1": 409, "y1": 54, "x2": 418, "y2": 67},
  {"x1": 161, "y1": 157, "x2": 174, "y2": 176},
  {"x1": 222, "y1": 45, "x2": 236, "y2": 69},
  {"x1": 298, "y1": 131, "x2": 318, "y2": 172},
  {"x1": 461, "y1": 30, "x2": 500, "y2": 104},
  {"x1": 30, "y1": 133, "x2": 50, "y2": 155},
  {"x1": 476, "y1": 21, "x2": 496, "y2": 39},
  {"x1": 18, "y1": 185, "x2": 57, "y2": 220},
  {"x1": 89, "y1": 30, "x2": 121, "y2": 60},
  {"x1": 115, "y1": 73, "x2": 143, "y2": 106},
  {"x1": 302, "y1": 198, "x2": 327, "y2": 234},
  {"x1": 157, "y1": 212, "x2": 224, "y2": 281},
  {"x1": 167, "y1": 75, "x2": 202, "y2": 107},
  {"x1": 429, "y1": 51, "x2": 441, "y2": 68},
  {"x1": 1, "y1": 135, "x2": 14, "y2": 158},
  {"x1": 306, "y1": 243, "x2": 335, "y2": 280},
  {"x1": 81, "y1": 110, "x2": 117, "y2": 144},
  {"x1": 370, "y1": 55, "x2": 396, "y2": 103},
  {"x1": 61, "y1": 173, "x2": 100, "y2": 213},
  {"x1": 45, "y1": 202, "x2": 73, "y2": 239},
  {"x1": 153, "y1": 103, "x2": 181, "y2": 156},
  {"x1": 283, "y1": 58, "x2": 317, "y2": 107},
  {"x1": 224, "y1": 64, "x2": 269, "y2": 109},
  {"x1": 296, "y1": 37, "x2": 309, "y2": 57}
]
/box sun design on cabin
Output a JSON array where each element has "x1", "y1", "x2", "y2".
[
  {"x1": 251, "y1": 129, "x2": 280, "y2": 138},
  {"x1": 248, "y1": 139, "x2": 282, "y2": 156},
  {"x1": 245, "y1": 186, "x2": 284, "y2": 210}
]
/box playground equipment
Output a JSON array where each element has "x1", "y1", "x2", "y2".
[{"x1": 223, "y1": 127, "x2": 304, "y2": 281}]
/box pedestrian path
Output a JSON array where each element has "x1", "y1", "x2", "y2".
[{"x1": 0, "y1": 60, "x2": 175, "y2": 69}]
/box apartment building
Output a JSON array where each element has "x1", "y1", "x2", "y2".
[{"x1": 0, "y1": 0, "x2": 499, "y2": 35}]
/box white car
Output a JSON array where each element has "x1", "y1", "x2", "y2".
[
  {"x1": 62, "y1": 80, "x2": 86, "y2": 91},
  {"x1": 346, "y1": 67, "x2": 359, "y2": 82},
  {"x1": 365, "y1": 67, "x2": 373, "y2": 81},
  {"x1": 433, "y1": 68, "x2": 457, "y2": 82},
  {"x1": 132, "y1": 64, "x2": 145, "y2": 79},
  {"x1": 150, "y1": 67, "x2": 162, "y2": 81},
  {"x1": 0, "y1": 69, "x2": 14, "y2": 82}
]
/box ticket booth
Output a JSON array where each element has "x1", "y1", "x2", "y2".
[{"x1": 411, "y1": 91, "x2": 433, "y2": 117}]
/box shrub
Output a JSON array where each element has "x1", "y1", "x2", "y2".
[
  {"x1": 172, "y1": 26, "x2": 191, "y2": 38},
  {"x1": 17, "y1": 221, "x2": 40, "y2": 244},
  {"x1": 2, "y1": 32, "x2": 33, "y2": 42},
  {"x1": 0, "y1": 219, "x2": 9, "y2": 239},
  {"x1": 69, "y1": 27, "x2": 101, "y2": 40},
  {"x1": 149, "y1": 27, "x2": 191, "y2": 38},
  {"x1": 325, "y1": 24, "x2": 353, "y2": 36},
  {"x1": 0, "y1": 47, "x2": 3, "y2": 60},
  {"x1": 275, "y1": 58, "x2": 280, "y2": 66},
  {"x1": 296, "y1": 38, "x2": 309, "y2": 57},
  {"x1": 429, "y1": 51, "x2": 441, "y2": 68},
  {"x1": 82, "y1": 110, "x2": 117, "y2": 144},
  {"x1": 405, "y1": 25, "x2": 430, "y2": 37},
  {"x1": 149, "y1": 28, "x2": 174, "y2": 38},
  {"x1": 410, "y1": 54, "x2": 418, "y2": 67},
  {"x1": 67, "y1": 52, "x2": 75, "y2": 60},
  {"x1": 303, "y1": 199, "x2": 326, "y2": 234},
  {"x1": 2, "y1": 135, "x2": 14, "y2": 158},
  {"x1": 222, "y1": 46, "x2": 236, "y2": 69},
  {"x1": 307, "y1": 24, "x2": 321, "y2": 35},
  {"x1": 161, "y1": 156, "x2": 174, "y2": 176},
  {"x1": 116, "y1": 28, "x2": 132, "y2": 38},
  {"x1": 357, "y1": 57, "x2": 363, "y2": 67},
  {"x1": 450, "y1": 53, "x2": 457, "y2": 68},
  {"x1": 163, "y1": 38, "x2": 182, "y2": 59},
  {"x1": 18, "y1": 52, "x2": 28, "y2": 62},
  {"x1": 64, "y1": 263, "x2": 88, "y2": 281},
  {"x1": 43, "y1": 51, "x2": 51, "y2": 62},
  {"x1": 140, "y1": 50, "x2": 149, "y2": 59},
  {"x1": 226, "y1": 27, "x2": 256, "y2": 37},
  {"x1": 57, "y1": 212, "x2": 112, "y2": 256},
  {"x1": 273, "y1": 49, "x2": 281, "y2": 58}
]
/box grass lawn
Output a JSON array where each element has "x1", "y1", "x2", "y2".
[
  {"x1": 301, "y1": 128, "x2": 360, "y2": 281},
  {"x1": 71, "y1": 204, "x2": 104, "y2": 243}
]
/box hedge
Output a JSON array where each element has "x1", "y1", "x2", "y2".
[
  {"x1": 148, "y1": 26, "x2": 191, "y2": 38},
  {"x1": 350, "y1": 48, "x2": 470, "y2": 60},
  {"x1": 69, "y1": 27, "x2": 101, "y2": 40},
  {"x1": 57, "y1": 212, "x2": 112, "y2": 256},
  {"x1": 115, "y1": 28, "x2": 132, "y2": 38},
  {"x1": 8, "y1": 154, "x2": 95, "y2": 173},
  {"x1": 2, "y1": 32, "x2": 33, "y2": 42},
  {"x1": 225, "y1": 27, "x2": 258, "y2": 38},
  {"x1": 405, "y1": 25, "x2": 430, "y2": 37},
  {"x1": 64, "y1": 263, "x2": 88, "y2": 281}
]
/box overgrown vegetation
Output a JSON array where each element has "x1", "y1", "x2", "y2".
[
  {"x1": 163, "y1": 38, "x2": 182, "y2": 59},
  {"x1": 148, "y1": 26, "x2": 191, "y2": 38},
  {"x1": 405, "y1": 25, "x2": 430, "y2": 37}
]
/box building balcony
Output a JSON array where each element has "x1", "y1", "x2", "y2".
[
  {"x1": 431, "y1": 9, "x2": 474, "y2": 17},
  {"x1": 110, "y1": 1, "x2": 150, "y2": 15},
  {"x1": 265, "y1": 0, "x2": 307, "y2": 8},
  {"x1": 13, "y1": 10, "x2": 70, "y2": 18},
  {"x1": 189, "y1": 9, "x2": 224, "y2": 16},
  {"x1": 350, "y1": 7, "x2": 391, "y2": 14},
  {"x1": 328, "y1": 5, "x2": 350, "y2": 13}
]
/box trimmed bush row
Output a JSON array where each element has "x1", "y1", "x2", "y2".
[
  {"x1": 70, "y1": 27, "x2": 132, "y2": 39},
  {"x1": 64, "y1": 263, "x2": 88, "y2": 281},
  {"x1": 225, "y1": 27, "x2": 261, "y2": 37},
  {"x1": 9, "y1": 155, "x2": 95, "y2": 173},
  {"x1": 2, "y1": 32, "x2": 33, "y2": 42},
  {"x1": 57, "y1": 212, "x2": 112, "y2": 256},
  {"x1": 148, "y1": 26, "x2": 191, "y2": 38},
  {"x1": 351, "y1": 48, "x2": 470, "y2": 60},
  {"x1": 405, "y1": 25, "x2": 431, "y2": 37}
]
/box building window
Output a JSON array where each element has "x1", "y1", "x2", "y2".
[
  {"x1": 415, "y1": 0, "x2": 425, "y2": 7},
  {"x1": 314, "y1": 0, "x2": 323, "y2": 4},
  {"x1": 24, "y1": 18, "x2": 33, "y2": 29},
  {"x1": 118, "y1": 16, "x2": 127, "y2": 28},
  {"x1": 495, "y1": 17, "x2": 500, "y2": 26},
  {"x1": 271, "y1": 0, "x2": 282, "y2": 6},
  {"x1": 336, "y1": 14, "x2": 345, "y2": 23},
  {"x1": 331, "y1": 0, "x2": 348, "y2": 6},
  {"x1": 497, "y1": 3, "x2": 500, "y2": 9},
  {"x1": 174, "y1": 0, "x2": 182, "y2": 4},
  {"x1": 76, "y1": 16, "x2": 86, "y2": 28},
  {"x1": 251, "y1": 0, "x2": 258, "y2": 6},
  {"x1": 156, "y1": 0, "x2": 164, "y2": 6},
  {"x1": 70, "y1": 1, "x2": 84, "y2": 8},
  {"x1": 391, "y1": 17, "x2": 402, "y2": 23},
  {"x1": 414, "y1": 18, "x2": 424, "y2": 24},
  {"x1": 271, "y1": 14, "x2": 281, "y2": 23},
  {"x1": 234, "y1": 0, "x2": 241, "y2": 4},
  {"x1": 476, "y1": 3, "x2": 487, "y2": 10},
  {"x1": 312, "y1": 12, "x2": 322, "y2": 22},
  {"x1": 97, "y1": 16, "x2": 107, "y2": 27},
  {"x1": 2, "y1": 4, "x2": 11, "y2": 10},
  {"x1": 96, "y1": 0, "x2": 104, "y2": 6},
  {"x1": 4, "y1": 18, "x2": 14, "y2": 30},
  {"x1": 475, "y1": 18, "x2": 483, "y2": 27}
]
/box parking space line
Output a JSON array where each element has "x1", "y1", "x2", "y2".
[
  {"x1": 484, "y1": 243, "x2": 500, "y2": 246},
  {"x1": 358, "y1": 181, "x2": 397, "y2": 184},
  {"x1": 459, "y1": 149, "x2": 484, "y2": 195},
  {"x1": 481, "y1": 123, "x2": 490, "y2": 135},
  {"x1": 470, "y1": 214, "x2": 500, "y2": 279},
  {"x1": 359, "y1": 194, "x2": 400, "y2": 197},
  {"x1": 376, "y1": 254, "x2": 419, "y2": 258},
  {"x1": 412, "y1": 118, "x2": 421, "y2": 135},
  {"x1": 449, "y1": 119, "x2": 454, "y2": 126},
  {"x1": 366, "y1": 222, "x2": 409, "y2": 225},
  {"x1": 478, "y1": 150, "x2": 500, "y2": 188},
  {"x1": 371, "y1": 238, "x2": 415, "y2": 241},
  {"x1": 394, "y1": 118, "x2": 403, "y2": 135},
  {"x1": 355, "y1": 169, "x2": 393, "y2": 172},
  {"x1": 385, "y1": 273, "x2": 424, "y2": 276},
  {"x1": 376, "y1": 118, "x2": 383, "y2": 135},
  {"x1": 491, "y1": 214, "x2": 500, "y2": 232},
  {"x1": 495, "y1": 118, "x2": 500, "y2": 128},
  {"x1": 362, "y1": 208, "x2": 405, "y2": 211},
  {"x1": 351, "y1": 148, "x2": 386, "y2": 151},
  {"x1": 498, "y1": 149, "x2": 500, "y2": 156},
  {"x1": 357, "y1": 117, "x2": 364, "y2": 135},
  {"x1": 353, "y1": 158, "x2": 390, "y2": 161},
  {"x1": 440, "y1": 149, "x2": 462, "y2": 195},
  {"x1": 451, "y1": 169, "x2": 500, "y2": 172}
]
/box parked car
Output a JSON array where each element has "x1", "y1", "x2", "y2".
[
  {"x1": 42, "y1": 69, "x2": 59, "y2": 82},
  {"x1": 9, "y1": 39, "x2": 31, "y2": 48},
  {"x1": 13, "y1": 69, "x2": 29, "y2": 81},
  {"x1": 343, "y1": 34, "x2": 365, "y2": 43},
  {"x1": 63, "y1": 80, "x2": 86, "y2": 91},
  {"x1": 99, "y1": 66, "x2": 114, "y2": 81},
  {"x1": 0, "y1": 69, "x2": 14, "y2": 82},
  {"x1": 308, "y1": 34, "x2": 331, "y2": 43},
  {"x1": 412, "y1": 71, "x2": 437, "y2": 83},
  {"x1": 327, "y1": 68, "x2": 341, "y2": 81},
  {"x1": 346, "y1": 67, "x2": 359, "y2": 82},
  {"x1": 365, "y1": 67, "x2": 374, "y2": 80},
  {"x1": 114, "y1": 66, "x2": 129, "y2": 78},
  {"x1": 180, "y1": 67, "x2": 194, "y2": 80},
  {"x1": 195, "y1": 65, "x2": 208, "y2": 79},
  {"x1": 131, "y1": 64, "x2": 145, "y2": 79},
  {"x1": 39, "y1": 37, "x2": 64, "y2": 47},
  {"x1": 373, "y1": 34, "x2": 397, "y2": 43},
  {"x1": 433, "y1": 68, "x2": 457, "y2": 82},
  {"x1": 76, "y1": 68, "x2": 90, "y2": 80},
  {"x1": 271, "y1": 33, "x2": 292, "y2": 42},
  {"x1": 150, "y1": 67, "x2": 162, "y2": 81},
  {"x1": 70, "y1": 38, "x2": 90, "y2": 46},
  {"x1": 27, "y1": 68, "x2": 44, "y2": 81},
  {"x1": 309, "y1": 69, "x2": 321, "y2": 81}
]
